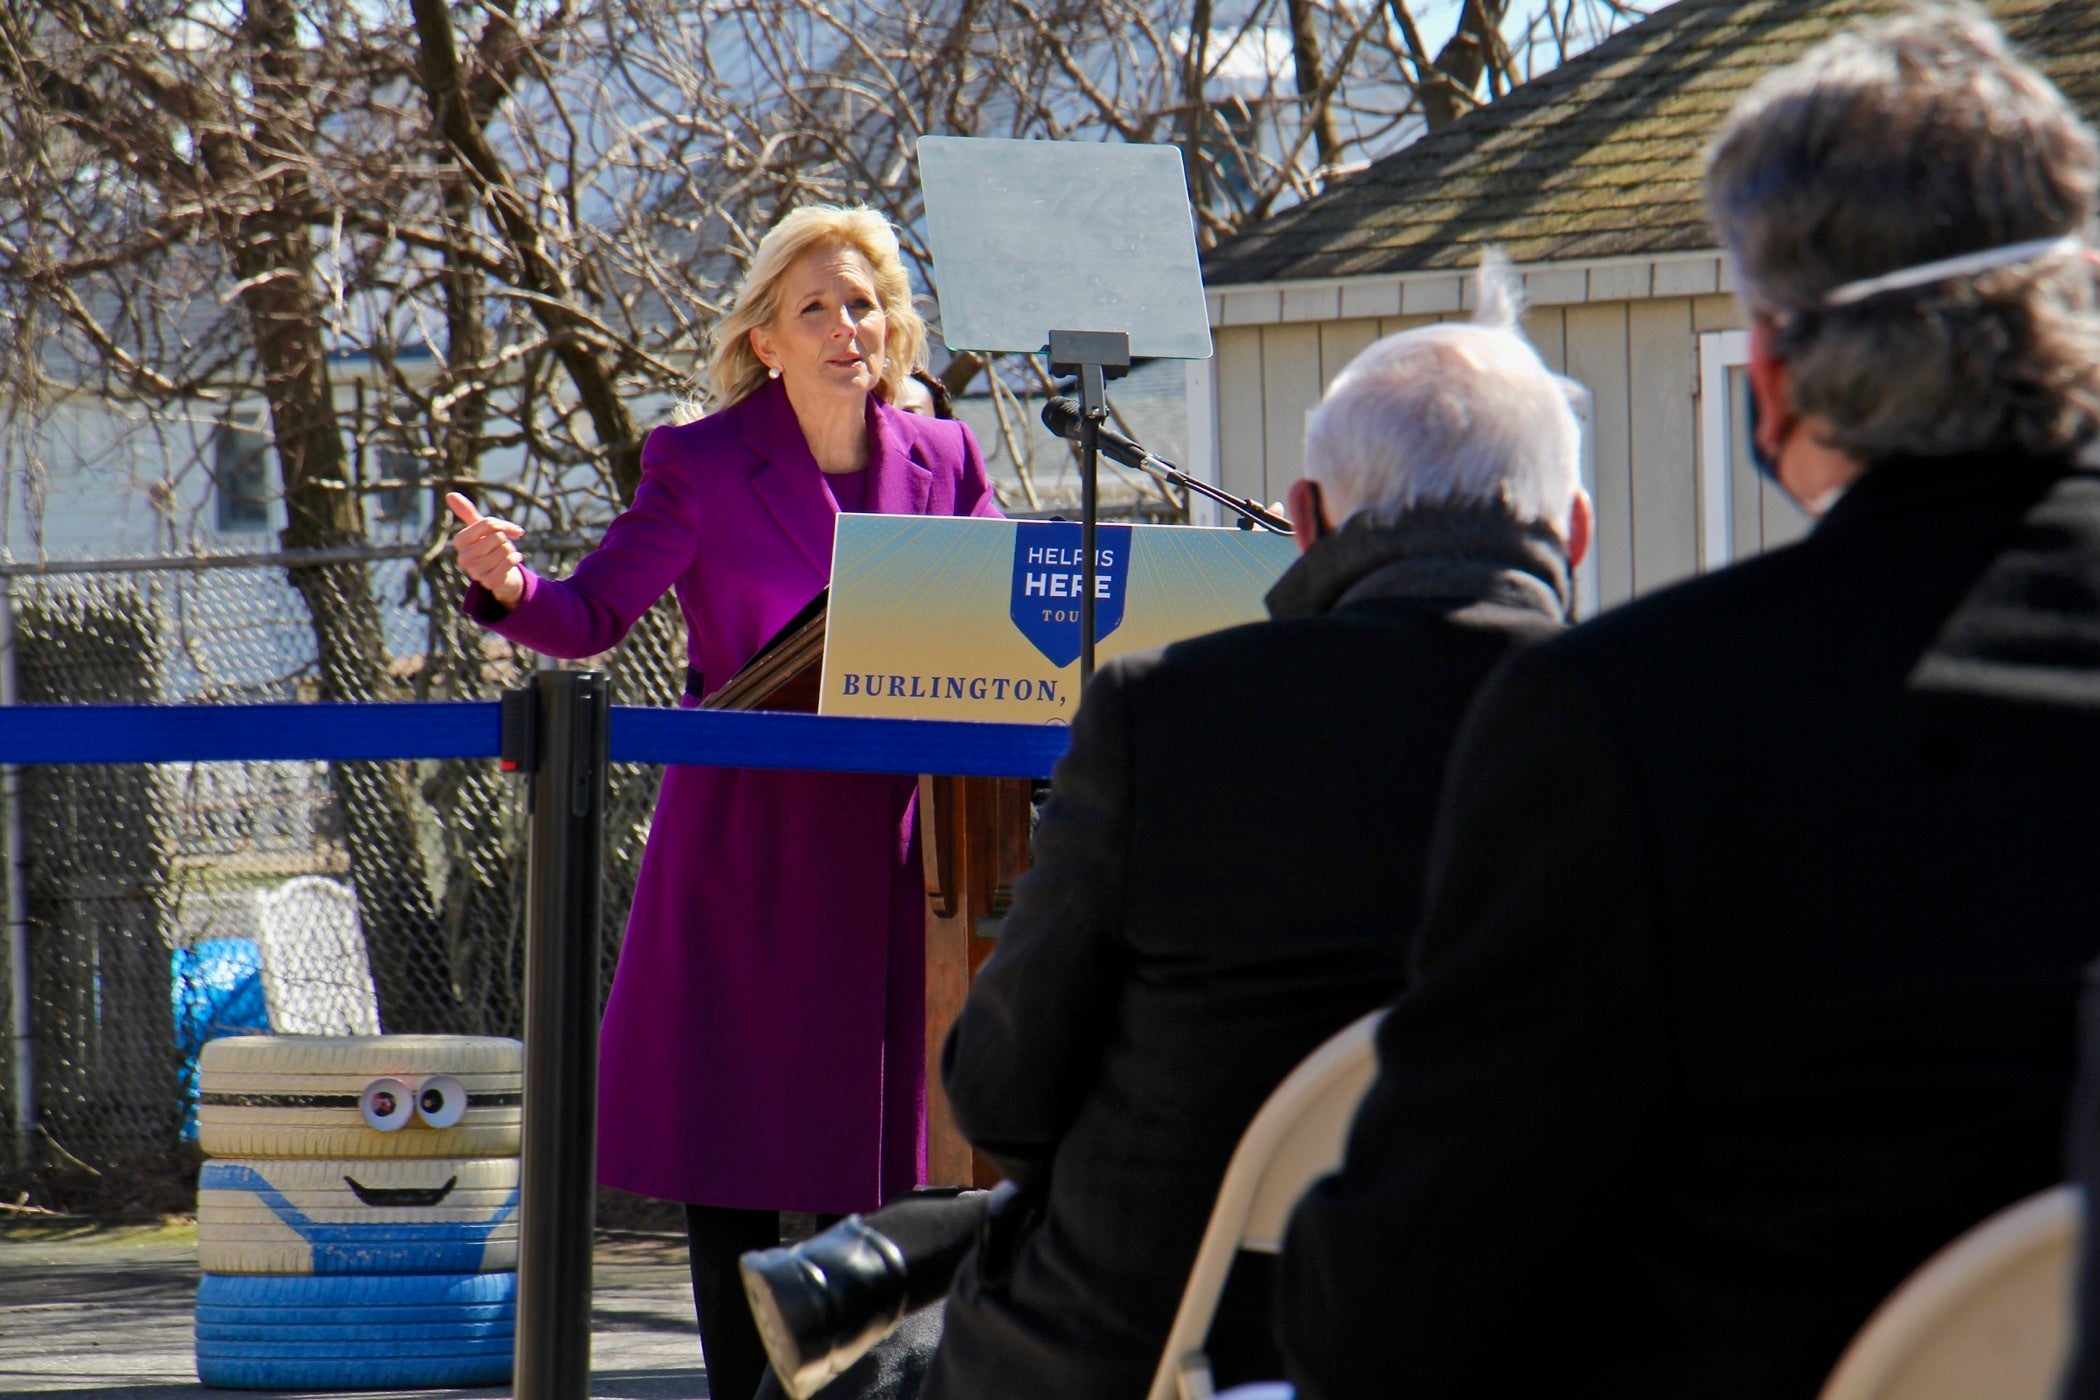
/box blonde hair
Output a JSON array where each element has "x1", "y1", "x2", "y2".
[{"x1": 705, "y1": 205, "x2": 929, "y2": 409}]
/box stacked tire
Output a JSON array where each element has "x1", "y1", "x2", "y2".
[{"x1": 193, "y1": 1035, "x2": 525, "y2": 1390}]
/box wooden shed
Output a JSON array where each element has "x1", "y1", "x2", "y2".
[{"x1": 1188, "y1": 0, "x2": 2099, "y2": 613}]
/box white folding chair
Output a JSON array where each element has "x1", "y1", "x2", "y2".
[
  {"x1": 1817, "y1": 1184, "x2": 2082, "y2": 1400},
  {"x1": 1145, "y1": 1010, "x2": 1385, "y2": 1400}
]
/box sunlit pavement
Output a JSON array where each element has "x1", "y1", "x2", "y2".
[{"x1": 0, "y1": 1219, "x2": 710, "y2": 1399}]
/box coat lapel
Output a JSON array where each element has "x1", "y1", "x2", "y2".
[
  {"x1": 739, "y1": 379, "x2": 838, "y2": 578},
  {"x1": 866, "y1": 398, "x2": 935, "y2": 516}
]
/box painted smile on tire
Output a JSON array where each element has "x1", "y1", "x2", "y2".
[
  {"x1": 344, "y1": 1175, "x2": 458, "y2": 1208},
  {"x1": 198, "y1": 1161, "x2": 519, "y2": 1275}
]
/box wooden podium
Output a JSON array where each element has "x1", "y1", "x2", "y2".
[{"x1": 704, "y1": 594, "x2": 1029, "y2": 1187}]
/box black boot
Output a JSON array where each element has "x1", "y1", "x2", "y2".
[{"x1": 739, "y1": 1215, "x2": 909, "y2": 1399}]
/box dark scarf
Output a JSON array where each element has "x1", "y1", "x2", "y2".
[{"x1": 1264, "y1": 503, "x2": 1573, "y2": 623}]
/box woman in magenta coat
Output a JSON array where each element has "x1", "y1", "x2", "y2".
[{"x1": 447, "y1": 205, "x2": 1000, "y2": 1400}]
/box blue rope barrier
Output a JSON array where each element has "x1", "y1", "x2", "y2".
[
  {"x1": 0, "y1": 702, "x2": 501, "y2": 764},
  {"x1": 0, "y1": 702, "x2": 1068, "y2": 778}
]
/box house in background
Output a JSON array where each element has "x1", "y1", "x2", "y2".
[{"x1": 1186, "y1": 0, "x2": 2099, "y2": 613}]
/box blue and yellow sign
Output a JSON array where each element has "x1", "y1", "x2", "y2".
[{"x1": 822, "y1": 515, "x2": 1298, "y2": 722}]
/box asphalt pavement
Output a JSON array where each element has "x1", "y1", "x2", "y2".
[{"x1": 0, "y1": 1218, "x2": 710, "y2": 1399}]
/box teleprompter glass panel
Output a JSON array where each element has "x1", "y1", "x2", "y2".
[{"x1": 917, "y1": 137, "x2": 1212, "y2": 362}]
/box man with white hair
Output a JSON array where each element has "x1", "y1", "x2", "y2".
[
  {"x1": 735, "y1": 267, "x2": 1587, "y2": 1400},
  {"x1": 1278, "y1": 7, "x2": 2100, "y2": 1397}
]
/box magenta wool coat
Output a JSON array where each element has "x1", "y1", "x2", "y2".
[{"x1": 466, "y1": 378, "x2": 1001, "y2": 1211}]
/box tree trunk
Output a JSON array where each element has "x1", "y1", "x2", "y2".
[
  {"x1": 410, "y1": 0, "x2": 644, "y2": 504},
  {"x1": 198, "y1": 0, "x2": 455, "y2": 1034},
  {"x1": 1411, "y1": 0, "x2": 1511, "y2": 130},
  {"x1": 1182, "y1": 0, "x2": 1214, "y2": 226},
  {"x1": 1287, "y1": 0, "x2": 1345, "y2": 170}
]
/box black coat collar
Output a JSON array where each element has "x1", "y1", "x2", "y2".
[
  {"x1": 1265, "y1": 504, "x2": 1573, "y2": 623},
  {"x1": 1815, "y1": 450, "x2": 2074, "y2": 540}
]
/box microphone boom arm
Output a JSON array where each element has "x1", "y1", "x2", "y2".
[
  {"x1": 1040, "y1": 395, "x2": 1292, "y2": 534},
  {"x1": 1127, "y1": 450, "x2": 1293, "y2": 535}
]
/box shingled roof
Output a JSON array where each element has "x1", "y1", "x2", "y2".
[{"x1": 1202, "y1": 0, "x2": 2100, "y2": 288}]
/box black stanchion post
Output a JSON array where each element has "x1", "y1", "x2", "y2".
[{"x1": 512, "y1": 671, "x2": 609, "y2": 1400}]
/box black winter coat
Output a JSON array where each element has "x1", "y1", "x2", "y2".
[
  {"x1": 926, "y1": 512, "x2": 1571, "y2": 1400},
  {"x1": 1281, "y1": 454, "x2": 2100, "y2": 1400}
]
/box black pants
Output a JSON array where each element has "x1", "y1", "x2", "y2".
[
  {"x1": 855, "y1": 1187, "x2": 995, "y2": 1312},
  {"x1": 686, "y1": 1205, "x2": 778, "y2": 1400},
  {"x1": 687, "y1": 1206, "x2": 857, "y2": 1400}
]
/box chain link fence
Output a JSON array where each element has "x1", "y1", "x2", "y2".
[{"x1": 0, "y1": 545, "x2": 683, "y2": 1208}]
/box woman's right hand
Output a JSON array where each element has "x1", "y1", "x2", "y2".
[{"x1": 445, "y1": 492, "x2": 527, "y2": 608}]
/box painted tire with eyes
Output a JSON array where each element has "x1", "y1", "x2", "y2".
[
  {"x1": 194, "y1": 1272, "x2": 517, "y2": 1390},
  {"x1": 197, "y1": 1034, "x2": 522, "y2": 1160},
  {"x1": 196, "y1": 1156, "x2": 520, "y2": 1275}
]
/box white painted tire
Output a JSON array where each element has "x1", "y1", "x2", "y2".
[
  {"x1": 196, "y1": 1157, "x2": 518, "y2": 1276},
  {"x1": 197, "y1": 1035, "x2": 521, "y2": 1160}
]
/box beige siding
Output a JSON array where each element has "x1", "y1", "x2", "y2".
[
  {"x1": 1214, "y1": 327, "x2": 1266, "y2": 506},
  {"x1": 1259, "y1": 324, "x2": 1322, "y2": 500},
  {"x1": 1564, "y1": 303, "x2": 1635, "y2": 608},
  {"x1": 1692, "y1": 294, "x2": 1746, "y2": 333},
  {"x1": 1378, "y1": 313, "x2": 1446, "y2": 337},
  {"x1": 1523, "y1": 306, "x2": 1567, "y2": 374},
  {"x1": 1218, "y1": 294, "x2": 1721, "y2": 612},
  {"x1": 1628, "y1": 299, "x2": 1701, "y2": 593},
  {"x1": 1319, "y1": 319, "x2": 1381, "y2": 388}
]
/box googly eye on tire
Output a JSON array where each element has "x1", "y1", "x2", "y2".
[
  {"x1": 359, "y1": 1077, "x2": 415, "y2": 1132},
  {"x1": 197, "y1": 1035, "x2": 521, "y2": 1160},
  {"x1": 413, "y1": 1075, "x2": 468, "y2": 1129}
]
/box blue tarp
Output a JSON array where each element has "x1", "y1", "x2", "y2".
[{"x1": 171, "y1": 938, "x2": 272, "y2": 1140}]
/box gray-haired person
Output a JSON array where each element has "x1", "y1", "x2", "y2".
[
  {"x1": 737, "y1": 262, "x2": 1587, "y2": 1400},
  {"x1": 1278, "y1": 6, "x2": 2100, "y2": 1398}
]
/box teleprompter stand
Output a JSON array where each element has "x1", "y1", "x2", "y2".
[
  {"x1": 1047, "y1": 328, "x2": 1131, "y2": 682},
  {"x1": 917, "y1": 136, "x2": 1216, "y2": 682}
]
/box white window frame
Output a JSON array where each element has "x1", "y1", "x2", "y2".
[
  {"x1": 1565, "y1": 380, "x2": 1599, "y2": 621},
  {"x1": 1698, "y1": 329, "x2": 1752, "y2": 571}
]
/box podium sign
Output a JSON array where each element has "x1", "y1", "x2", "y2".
[{"x1": 821, "y1": 515, "x2": 1296, "y2": 722}]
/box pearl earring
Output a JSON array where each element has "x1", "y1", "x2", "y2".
[{"x1": 767, "y1": 366, "x2": 780, "y2": 380}]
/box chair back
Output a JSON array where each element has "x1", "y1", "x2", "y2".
[
  {"x1": 1145, "y1": 1010, "x2": 1384, "y2": 1400},
  {"x1": 1817, "y1": 1185, "x2": 2081, "y2": 1400}
]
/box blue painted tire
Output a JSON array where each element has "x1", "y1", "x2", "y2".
[
  {"x1": 199, "y1": 1235, "x2": 516, "y2": 1276},
  {"x1": 197, "y1": 1270, "x2": 516, "y2": 1308},
  {"x1": 194, "y1": 1270, "x2": 519, "y2": 1388},
  {"x1": 199, "y1": 1336, "x2": 513, "y2": 1360},
  {"x1": 197, "y1": 1301, "x2": 515, "y2": 1327},
  {"x1": 197, "y1": 1318, "x2": 515, "y2": 1342},
  {"x1": 195, "y1": 1354, "x2": 513, "y2": 1390}
]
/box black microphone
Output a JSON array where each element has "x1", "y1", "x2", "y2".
[
  {"x1": 1038, "y1": 396, "x2": 1294, "y2": 534},
  {"x1": 1040, "y1": 396, "x2": 1158, "y2": 474}
]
